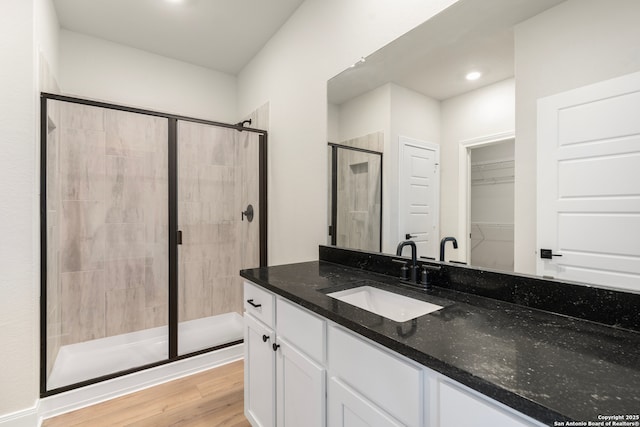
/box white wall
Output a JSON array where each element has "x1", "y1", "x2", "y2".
[
  {"x1": 0, "y1": 0, "x2": 59, "y2": 421},
  {"x1": 335, "y1": 83, "x2": 390, "y2": 144},
  {"x1": 440, "y1": 78, "x2": 515, "y2": 262},
  {"x1": 237, "y1": 0, "x2": 459, "y2": 265},
  {"x1": 514, "y1": 0, "x2": 640, "y2": 274},
  {"x1": 59, "y1": 30, "x2": 237, "y2": 123},
  {"x1": 327, "y1": 102, "x2": 340, "y2": 143}
]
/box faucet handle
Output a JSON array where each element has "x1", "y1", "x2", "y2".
[
  {"x1": 392, "y1": 259, "x2": 409, "y2": 280},
  {"x1": 420, "y1": 264, "x2": 441, "y2": 289}
]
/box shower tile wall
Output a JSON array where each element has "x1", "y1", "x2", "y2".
[
  {"x1": 177, "y1": 122, "x2": 260, "y2": 324},
  {"x1": 46, "y1": 100, "x2": 61, "y2": 378},
  {"x1": 47, "y1": 100, "x2": 168, "y2": 378},
  {"x1": 340, "y1": 131, "x2": 383, "y2": 152},
  {"x1": 335, "y1": 132, "x2": 383, "y2": 252}
]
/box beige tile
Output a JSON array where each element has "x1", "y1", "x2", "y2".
[
  {"x1": 145, "y1": 305, "x2": 168, "y2": 329},
  {"x1": 105, "y1": 258, "x2": 146, "y2": 290},
  {"x1": 209, "y1": 276, "x2": 243, "y2": 316},
  {"x1": 178, "y1": 260, "x2": 213, "y2": 322},
  {"x1": 46, "y1": 126, "x2": 59, "y2": 211},
  {"x1": 60, "y1": 270, "x2": 106, "y2": 345},
  {"x1": 144, "y1": 257, "x2": 168, "y2": 308},
  {"x1": 59, "y1": 128, "x2": 106, "y2": 201},
  {"x1": 104, "y1": 223, "x2": 146, "y2": 261},
  {"x1": 105, "y1": 287, "x2": 145, "y2": 336},
  {"x1": 105, "y1": 109, "x2": 165, "y2": 156},
  {"x1": 46, "y1": 224, "x2": 60, "y2": 321},
  {"x1": 59, "y1": 101, "x2": 105, "y2": 131},
  {"x1": 60, "y1": 201, "x2": 105, "y2": 273},
  {"x1": 105, "y1": 155, "x2": 145, "y2": 224}
]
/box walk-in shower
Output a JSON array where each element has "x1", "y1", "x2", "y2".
[
  {"x1": 328, "y1": 142, "x2": 382, "y2": 252},
  {"x1": 40, "y1": 94, "x2": 267, "y2": 396}
]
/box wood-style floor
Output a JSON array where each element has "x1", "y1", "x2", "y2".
[{"x1": 42, "y1": 360, "x2": 251, "y2": 427}]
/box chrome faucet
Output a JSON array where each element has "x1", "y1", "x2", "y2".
[
  {"x1": 439, "y1": 237, "x2": 458, "y2": 262},
  {"x1": 396, "y1": 240, "x2": 418, "y2": 283}
]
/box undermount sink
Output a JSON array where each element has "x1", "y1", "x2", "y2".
[{"x1": 327, "y1": 286, "x2": 443, "y2": 322}]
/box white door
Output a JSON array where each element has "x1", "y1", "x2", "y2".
[
  {"x1": 276, "y1": 339, "x2": 325, "y2": 427},
  {"x1": 537, "y1": 71, "x2": 640, "y2": 291},
  {"x1": 244, "y1": 314, "x2": 276, "y2": 427},
  {"x1": 398, "y1": 137, "x2": 440, "y2": 259},
  {"x1": 327, "y1": 377, "x2": 403, "y2": 427}
]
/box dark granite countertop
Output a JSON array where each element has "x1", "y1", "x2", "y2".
[{"x1": 240, "y1": 259, "x2": 640, "y2": 426}]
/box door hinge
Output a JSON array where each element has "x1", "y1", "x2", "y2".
[{"x1": 177, "y1": 230, "x2": 183, "y2": 245}]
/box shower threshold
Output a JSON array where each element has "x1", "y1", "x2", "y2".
[{"x1": 47, "y1": 312, "x2": 244, "y2": 391}]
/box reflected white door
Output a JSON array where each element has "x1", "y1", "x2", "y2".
[
  {"x1": 537, "y1": 71, "x2": 640, "y2": 291},
  {"x1": 398, "y1": 137, "x2": 439, "y2": 259}
]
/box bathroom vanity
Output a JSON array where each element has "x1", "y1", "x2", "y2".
[{"x1": 240, "y1": 246, "x2": 640, "y2": 427}]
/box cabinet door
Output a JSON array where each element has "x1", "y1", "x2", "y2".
[
  {"x1": 245, "y1": 314, "x2": 276, "y2": 427},
  {"x1": 439, "y1": 381, "x2": 534, "y2": 427},
  {"x1": 276, "y1": 339, "x2": 325, "y2": 427},
  {"x1": 328, "y1": 377, "x2": 403, "y2": 427}
]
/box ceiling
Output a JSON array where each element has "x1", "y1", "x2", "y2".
[
  {"x1": 328, "y1": 0, "x2": 565, "y2": 104},
  {"x1": 53, "y1": 0, "x2": 306, "y2": 75}
]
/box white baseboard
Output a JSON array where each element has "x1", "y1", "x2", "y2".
[
  {"x1": 37, "y1": 344, "x2": 243, "y2": 423},
  {"x1": 0, "y1": 405, "x2": 39, "y2": 427}
]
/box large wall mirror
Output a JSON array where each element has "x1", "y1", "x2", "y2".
[{"x1": 327, "y1": 0, "x2": 640, "y2": 292}]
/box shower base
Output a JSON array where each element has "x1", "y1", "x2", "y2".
[{"x1": 47, "y1": 312, "x2": 244, "y2": 390}]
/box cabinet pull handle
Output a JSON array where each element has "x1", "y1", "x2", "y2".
[
  {"x1": 272, "y1": 343, "x2": 280, "y2": 352},
  {"x1": 247, "y1": 299, "x2": 262, "y2": 308},
  {"x1": 262, "y1": 334, "x2": 269, "y2": 342}
]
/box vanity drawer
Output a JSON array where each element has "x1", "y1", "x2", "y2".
[
  {"x1": 276, "y1": 297, "x2": 326, "y2": 363},
  {"x1": 328, "y1": 325, "x2": 422, "y2": 427},
  {"x1": 243, "y1": 281, "x2": 275, "y2": 328}
]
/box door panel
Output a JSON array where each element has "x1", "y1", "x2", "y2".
[
  {"x1": 276, "y1": 339, "x2": 325, "y2": 427},
  {"x1": 244, "y1": 314, "x2": 276, "y2": 427},
  {"x1": 177, "y1": 121, "x2": 261, "y2": 355},
  {"x1": 537, "y1": 71, "x2": 640, "y2": 290},
  {"x1": 328, "y1": 377, "x2": 403, "y2": 427},
  {"x1": 398, "y1": 138, "x2": 439, "y2": 259}
]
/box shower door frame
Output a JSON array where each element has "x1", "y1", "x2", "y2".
[
  {"x1": 39, "y1": 93, "x2": 268, "y2": 397},
  {"x1": 328, "y1": 143, "x2": 383, "y2": 252}
]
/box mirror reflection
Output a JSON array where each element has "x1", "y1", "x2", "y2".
[
  {"x1": 329, "y1": 141, "x2": 382, "y2": 252},
  {"x1": 326, "y1": 0, "x2": 640, "y2": 292}
]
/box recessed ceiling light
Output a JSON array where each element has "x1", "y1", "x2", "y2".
[{"x1": 465, "y1": 71, "x2": 482, "y2": 81}]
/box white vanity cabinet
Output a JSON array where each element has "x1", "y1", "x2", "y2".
[
  {"x1": 244, "y1": 279, "x2": 547, "y2": 427},
  {"x1": 244, "y1": 281, "x2": 326, "y2": 427}
]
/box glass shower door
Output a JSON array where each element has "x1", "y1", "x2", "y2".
[
  {"x1": 176, "y1": 121, "x2": 261, "y2": 356},
  {"x1": 44, "y1": 99, "x2": 169, "y2": 391},
  {"x1": 330, "y1": 145, "x2": 382, "y2": 252}
]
